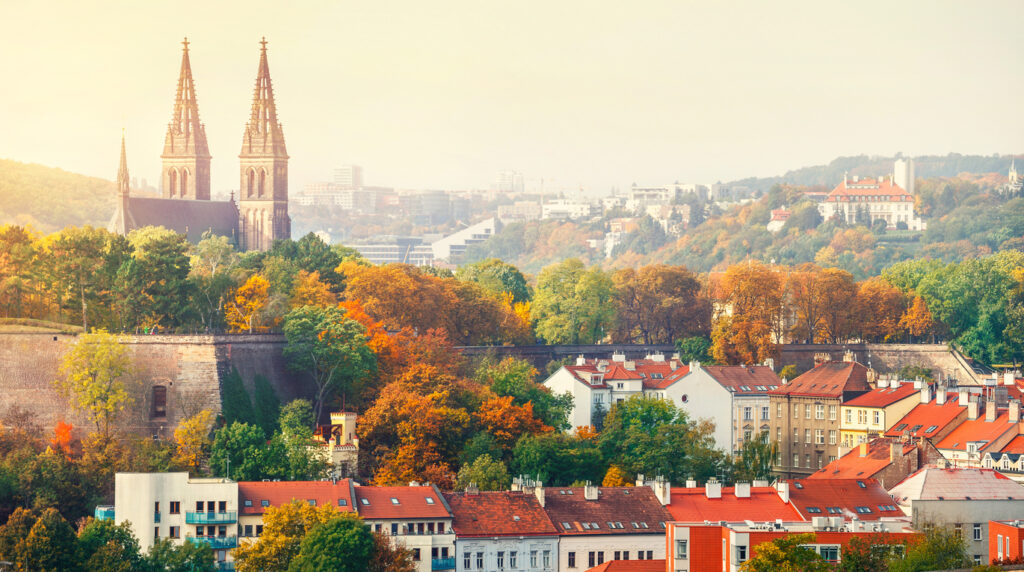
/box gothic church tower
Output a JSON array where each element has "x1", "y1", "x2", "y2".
[
  {"x1": 161, "y1": 38, "x2": 212, "y2": 200},
  {"x1": 238, "y1": 38, "x2": 290, "y2": 251}
]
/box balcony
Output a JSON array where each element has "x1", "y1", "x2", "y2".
[
  {"x1": 94, "y1": 506, "x2": 115, "y2": 521},
  {"x1": 185, "y1": 511, "x2": 237, "y2": 524},
  {"x1": 432, "y1": 557, "x2": 455, "y2": 570},
  {"x1": 186, "y1": 536, "x2": 238, "y2": 550}
]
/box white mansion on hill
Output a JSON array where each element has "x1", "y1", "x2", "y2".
[{"x1": 817, "y1": 159, "x2": 926, "y2": 231}]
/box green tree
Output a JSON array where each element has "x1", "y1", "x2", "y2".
[
  {"x1": 889, "y1": 525, "x2": 969, "y2": 572},
  {"x1": 473, "y1": 357, "x2": 573, "y2": 430},
  {"x1": 732, "y1": 431, "x2": 778, "y2": 482},
  {"x1": 145, "y1": 538, "x2": 216, "y2": 572},
  {"x1": 46, "y1": 226, "x2": 124, "y2": 331},
  {"x1": 220, "y1": 367, "x2": 256, "y2": 426},
  {"x1": 76, "y1": 519, "x2": 144, "y2": 572},
  {"x1": 54, "y1": 331, "x2": 133, "y2": 437},
  {"x1": 531, "y1": 258, "x2": 615, "y2": 344},
  {"x1": 455, "y1": 454, "x2": 511, "y2": 491},
  {"x1": 252, "y1": 374, "x2": 282, "y2": 438},
  {"x1": 20, "y1": 507, "x2": 79, "y2": 572},
  {"x1": 675, "y1": 336, "x2": 714, "y2": 365},
  {"x1": 189, "y1": 232, "x2": 238, "y2": 332},
  {"x1": 288, "y1": 514, "x2": 374, "y2": 572},
  {"x1": 127, "y1": 227, "x2": 195, "y2": 329},
  {"x1": 209, "y1": 422, "x2": 286, "y2": 481},
  {"x1": 739, "y1": 533, "x2": 832, "y2": 572},
  {"x1": 455, "y1": 258, "x2": 531, "y2": 304},
  {"x1": 282, "y1": 305, "x2": 377, "y2": 422},
  {"x1": 278, "y1": 400, "x2": 330, "y2": 481},
  {"x1": 511, "y1": 433, "x2": 604, "y2": 486}
]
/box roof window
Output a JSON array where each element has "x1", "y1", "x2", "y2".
[
  {"x1": 582, "y1": 523, "x2": 591, "y2": 530},
  {"x1": 856, "y1": 481, "x2": 866, "y2": 488},
  {"x1": 894, "y1": 423, "x2": 907, "y2": 431},
  {"x1": 338, "y1": 499, "x2": 348, "y2": 506},
  {"x1": 244, "y1": 500, "x2": 253, "y2": 507},
  {"x1": 806, "y1": 507, "x2": 822, "y2": 514},
  {"x1": 261, "y1": 500, "x2": 270, "y2": 507},
  {"x1": 425, "y1": 497, "x2": 435, "y2": 505},
  {"x1": 562, "y1": 522, "x2": 571, "y2": 529},
  {"x1": 640, "y1": 522, "x2": 649, "y2": 529},
  {"x1": 827, "y1": 507, "x2": 842, "y2": 514},
  {"x1": 390, "y1": 498, "x2": 400, "y2": 505},
  {"x1": 925, "y1": 425, "x2": 937, "y2": 433},
  {"x1": 360, "y1": 498, "x2": 370, "y2": 505},
  {"x1": 793, "y1": 482, "x2": 804, "y2": 489},
  {"x1": 855, "y1": 506, "x2": 872, "y2": 513},
  {"x1": 308, "y1": 499, "x2": 316, "y2": 506}
]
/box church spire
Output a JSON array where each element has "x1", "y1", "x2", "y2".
[
  {"x1": 161, "y1": 37, "x2": 212, "y2": 200},
  {"x1": 117, "y1": 129, "x2": 129, "y2": 196},
  {"x1": 241, "y1": 37, "x2": 287, "y2": 156}
]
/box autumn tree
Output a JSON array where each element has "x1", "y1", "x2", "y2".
[
  {"x1": 855, "y1": 276, "x2": 908, "y2": 342},
  {"x1": 54, "y1": 330, "x2": 133, "y2": 437},
  {"x1": 475, "y1": 395, "x2": 551, "y2": 456},
  {"x1": 173, "y1": 410, "x2": 215, "y2": 473},
  {"x1": 473, "y1": 357, "x2": 573, "y2": 430},
  {"x1": 611, "y1": 264, "x2": 712, "y2": 344},
  {"x1": 0, "y1": 224, "x2": 42, "y2": 319},
  {"x1": 224, "y1": 274, "x2": 272, "y2": 333},
  {"x1": 232, "y1": 500, "x2": 340, "y2": 572},
  {"x1": 602, "y1": 465, "x2": 631, "y2": 487},
  {"x1": 188, "y1": 232, "x2": 237, "y2": 331},
  {"x1": 20, "y1": 508, "x2": 79, "y2": 572},
  {"x1": 282, "y1": 305, "x2": 377, "y2": 422},
  {"x1": 712, "y1": 261, "x2": 784, "y2": 364},
  {"x1": 290, "y1": 270, "x2": 337, "y2": 309},
  {"x1": 368, "y1": 531, "x2": 416, "y2": 572},
  {"x1": 899, "y1": 296, "x2": 934, "y2": 341},
  {"x1": 531, "y1": 258, "x2": 615, "y2": 344},
  {"x1": 816, "y1": 268, "x2": 857, "y2": 343}
]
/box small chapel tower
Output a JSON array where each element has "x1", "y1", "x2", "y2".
[
  {"x1": 161, "y1": 37, "x2": 212, "y2": 200},
  {"x1": 238, "y1": 38, "x2": 291, "y2": 251}
]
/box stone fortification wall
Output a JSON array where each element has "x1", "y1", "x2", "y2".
[
  {"x1": 0, "y1": 333, "x2": 311, "y2": 439},
  {"x1": 777, "y1": 343, "x2": 979, "y2": 383}
]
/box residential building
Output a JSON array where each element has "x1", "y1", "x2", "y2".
[
  {"x1": 334, "y1": 165, "x2": 364, "y2": 189},
  {"x1": 667, "y1": 518, "x2": 916, "y2": 572},
  {"x1": 817, "y1": 162, "x2": 925, "y2": 231},
  {"x1": 354, "y1": 484, "x2": 456, "y2": 572},
  {"x1": 807, "y1": 437, "x2": 944, "y2": 489},
  {"x1": 675, "y1": 363, "x2": 780, "y2": 453},
  {"x1": 664, "y1": 479, "x2": 802, "y2": 523},
  {"x1": 982, "y1": 435, "x2": 1024, "y2": 482},
  {"x1": 935, "y1": 396, "x2": 1021, "y2": 467},
  {"x1": 769, "y1": 360, "x2": 873, "y2": 478},
  {"x1": 542, "y1": 353, "x2": 688, "y2": 429},
  {"x1": 496, "y1": 201, "x2": 541, "y2": 223},
  {"x1": 990, "y1": 520, "x2": 1024, "y2": 564},
  {"x1": 348, "y1": 237, "x2": 435, "y2": 266},
  {"x1": 586, "y1": 561, "x2": 665, "y2": 572},
  {"x1": 540, "y1": 484, "x2": 672, "y2": 570},
  {"x1": 430, "y1": 217, "x2": 498, "y2": 263},
  {"x1": 542, "y1": 199, "x2": 595, "y2": 220},
  {"x1": 883, "y1": 390, "x2": 968, "y2": 443},
  {"x1": 493, "y1": 170, "x2": 524, "y2": 193},
  {"x1": 766, "y1": 208, "x2": 790, "y2": 233},
  {"x1": 889, "y1": 467, "x2": 1024, "y2": 564},
  {"x1": 237, "y1": 479, "x2": 356, "y2": 540},
  {"x1": 839, "y1": 378, "x2": 920, "y2": 448},
  {"x1": 444, "y1": 485, "x2": 558, "y2": 572},
  {"x1": 782, "y1": 478, "x2": 905, "y2": 521},
  {"x1": 112, "y1": 473, "x2": 238, "y2": 568}
]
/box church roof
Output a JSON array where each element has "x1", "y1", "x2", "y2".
[{"x1": 109, "y1": 196, "x2": 238, "y2": 243}]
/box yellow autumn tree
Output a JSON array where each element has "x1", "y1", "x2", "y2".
[
  {"x1": 173, "y1": 410, "x2": 215, "y2": 473},
  {"x1": 54, "y1": 330, "x2": 133, "y2": 438},
  {"x1": 225, "y1": 274, "x2": 271, "y2": 333},
  {"x1": 602, "y1": 465, "x2": 632, "y2": 487},
  {"x1": 233, "y1": 500, "x2": 341, "y2": 572},
  {"x1": 290, "y1": 270, "x2": 337, "y2": 309},
  {"x1": 899, "y1": 295, "x2": 934, "y2": 340}
]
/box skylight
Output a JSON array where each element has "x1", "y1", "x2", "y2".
[
  {"x1": 856, "y1": 481, "x2": 866, "y2": 488},
  {"x1": 806, "y1": 507, "x2": 822, "y2": 514},
  {"x1": 390, "y1": 498, "x2": 400, "y2": 505},
  {"x1": 360, "y1": 498, "x2": 370, "y2": 505},
  {"x1": 855, "y1": 506, "x2": 872, "y2": 514},
  {"x1": 827, "y1": 507, "x2": 841, "y2": 514},
  {"x1": 894, "y1": 423, "x2": 907, "y2": 431},
  {"x1": 925, "y1": 425, "x2": 937, "y2": 433},
  {"x1": 562, "y1": 522, "x2": 571, "y2": 529},
  {"x1": 425, "y1": 497, "x2": 435, "y2": 504},
  {"x1": 338, "y1": 499, "x2": 348, "y2": 506}
]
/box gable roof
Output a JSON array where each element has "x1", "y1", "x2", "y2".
[
  {"x1": 785, "y1": 478, "x2": 903, "y2": 521},
  {"x1": 807, "y1": 438, "x2": 915, "y2": 481},
  {"x1": 889, "y1": 467, "x2": 1024, "y2": 504},
  {"x1": 111, "y1": 196, "x2": 239, "y2": 243},
  {"x1": 824, "y1": 177, "x2": 914, "y2": 202},
  {"x1": 696, "y1": 365, "x2": 781, "y2": 394},
  {"x1": 934, "y1": 411, "x2": 1018, "y2": 453},
  {"x1": 237, "y1": 480, "x2": 356, "y2": 516},
  {"x1": 770, "y1": 361, "x2": 872, "y2": 398},
  {"x1": 844, "y1": 383, "x2": 919, "y2": 408},
  {"x1": 666, "y1": 486, "x2": 801, "y2": 522},
  {"x1": 540, "y1": 486, "x2": 672, "y2": 535},
  {"x1": 562, "y1": 358, "x2": 688, "y2": 390},
  {"x1": 999, "y1": 435, "x2": 1024, "y2": 454},
  {"x1": 353, "y1": 484, "x2": 452, "y2": 519},
  {"x1": 883, "y1": 393, "x2": 965, "y2": 439},
  {"x1": 443, "y1": 491, "x2": 557, "y2": 537}
]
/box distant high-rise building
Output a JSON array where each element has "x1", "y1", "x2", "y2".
[
  {"x1": 493, "y1": 170, "x2": 524, "y2": 193},
  {"x1": 893, "y1": 158, "x2": 914, "y2": 195},
  {"x1": 334, "y1": 165, "x2": 364, "y2": 189}
]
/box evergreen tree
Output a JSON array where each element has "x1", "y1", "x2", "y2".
[
  {"x1": 252, "y1": 374, "x2": 282, "y2": 438},
  {"x1": 220, "y1": 367, "x2": 256, "y2": 426}
]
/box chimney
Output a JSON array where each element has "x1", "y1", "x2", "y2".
[
  {"x1": 612, "y1": 352, "x2": 626, "y2": 363},
  {"x1": 670, "y1": 360, "x2": 680, "y2": 370},
  {"x1": 511, "y1": 476, "x2": 522, "y2": 492},
  {"x1": 936, "y1": 387, "x2": 946, "y2": 405},
  {"x1": 859, "y1": 442, "x2": 869, "y2": 457},
  {"x1": 920, "y1": 383, "x2": 931, "y2": 404},
  {"x1": 959, "y1": 389, "x2": 969, "y2": 406},
  {"x1": 776, "y1": 481, "x2": 789, "y2": 504},
  {"x1": 648, "y1": 353, "x2": 666, "y2": 362},
  {"x1": 763, "y1": 358, "x2": 775, "y2": 372},
  {"x1": 690, "y1": 361, "x2": 701, "y2": 372},
  {"x1": 466, "y1": 483, "x2": 479, "y2": 496},
  {"x1": 576, "y1": 355, "x2": 586, "y2": 366},
  {"x1": 878, "y1": 376, "x2": 889, "y2": 389},
  {"x1": 968, "y1": 400, "x2": 979, "y2": 420},
  {"x1": 534, "y1": 482, "x2": 545, "y2": 507},
  {"x1": 1010, "y1": 399, "x2": 1020, "y2": 423},
  {"x1": 1005, "y1": 372, "x2": 1016, "y2": 386},
  {"x1": 705, "y1": 478, "x2": 722, "y2": 499},
  {"x1": 752, "y1": 479, "x2": 769, "y2": 488},
  {"x1": 584, "y1": 482, "x2": 599, "y2": 501},
  {"x1": 635, "y1": 473, "x2": 646, "y2": 487},
  {"x1": 986, "y1": 399, "x2": 997, "y2": 421},
  {"x1": 650, "y1": 476, "x2": 671, "y2": 506},
  {"x1": 734, "y1": 482, "x2": 751, "y2": 499},
  {"x1": 814, "y1": 353, "x2": 831, "y2": 367},
  {"x1": 685, "y1": 479, "x2": 697, "y2": 489},
  {"x1": 843, "y1": 349, "x2": 855, "y2": 363},
  {"x1": 890, "y1": 440, "x2": 901, "y2": 463},
  {"x1": 913, "y1": 378, "x2": 923, "y2": 389}
]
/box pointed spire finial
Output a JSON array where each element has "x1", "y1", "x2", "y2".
[
  {"x1": 117, "y1": 130, "x2": 130, "y2": 197},
  {"x1": 182, "y1": 37, "x2": 190, "y2": 52},
  {"x1": 260, "y1": 37, "x2": 268, "y2": 52}
]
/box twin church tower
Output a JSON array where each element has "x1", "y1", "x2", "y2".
[{"x1": 110, "y1": 38, "x2": 290, "y2": 251}]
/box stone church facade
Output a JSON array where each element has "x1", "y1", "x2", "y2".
[{"x1": 110, "y1": 38, "x2": 290, "y2": 250}]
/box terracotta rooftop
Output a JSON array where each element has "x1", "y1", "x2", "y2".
[
  {"x1": 889, "y1": 467, "x2": 1024, "y2": 504},
  {"x1": 825, "y1": 178, "x2": 914, "y2": 202},
  {"x1": 883, "y1": 393, "x2": 965, "y2": 439},
  {"x1": 786, "y1": 478, "x2": 904, "y2": 521},
  {"x1": 564, "y1": 358, "x2": 688, "y2": 390},
  {"x1": 443, "y1": 491, "x2": 557, "y2": 537},
  {"x1": 808, "y1": 438, "x2": 916, "y2": 481},
  {"x1": 844, "y1": 383, "x2": 919, "y2": 408},
  {"x1": 541, "y1": 486, "x2": 672, "y2": 536},
  {"x1": 935, "y1": 411, "x2": 1018, "y2": 453},
  {"x1": 238, "y1": 480, "x2": 356, "y2": 516},
  {"x1": 770, "y1": 361, "x2": 872, "y2": 398},
  {"x1": 695, "y1": 365, "x2": 781, "y2": 394},
  {"x1": 353, "y1": 484, "x2": 452, "y2": 520},
  {"x1": 586, "y1": 560, "x2": 666, "y2": 572},
  {"x1": 999, "y1": 435, "x2": 1024, "y2": 454},
  {"x1": 666, "y1": 486, "x2": 801, "y2": 522}
]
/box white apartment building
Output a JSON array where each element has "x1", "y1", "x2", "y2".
[
  {"x1": 675, "y1": 363, "x2": 781, "y2": 454},
  {"x1": 818, "y1": 161, "x2": 926, "y2": 231}
]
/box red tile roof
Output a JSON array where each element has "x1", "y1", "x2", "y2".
[
  {"x1": 786, "y1": 478, "x2": 903, "y2": 521},
  {"x1": 541, "y1": 486, "x2": 673, "y2": 536},
  {"x1": 844, "y1": 383, "x2": 919, "y2": 408},
  {"x1": 586, "y1": 560, "x2": 666, "y2": 572},
  {"x1": 666, "y1": 486, "x2": 802, "y2": 522},
  {"x1": 770, "y1": 362, "x2": 871, "y2": 398},
  {"x1": 825, "y1": 177, "x2": 914, "y2": 202},
  {"x1": 935, "y1": 411, "x2": 1018, "y2": 453},
  {"x1": 238, "y1": 480, "x2": 356, "y2": 516},
  {"x1": 697, "y1": 365, "x2": 781, "y2": 394},
  {"x1": 883, "y1": 393, "x2": 965, "y2": 439},
  {"x1": 808, "y1": 438, "x2": 915, "y2": 480},
  {"x1": 443, "y1": 491, "x2": 557, "y2": 537},
  {"x1": 353, "y1": 485, "x2": 452, "y2": 519},
  {"x1": 1000, "y1": 435, "x2": 1024, "y2": 454},
  {"x1": 564, "y1": 358, "x2": 688, "y2": 390}
]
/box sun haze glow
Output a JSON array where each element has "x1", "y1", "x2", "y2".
[{"x1": 0, "y1": 0, "x2": 1021, "y2": 195}]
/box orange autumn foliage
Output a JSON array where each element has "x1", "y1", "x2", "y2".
[
  {"x1": 51, "y1": 421, "x2": 74, "y2": 457},
  {"x1": 474, "y1": 395, "x2": 551, "y2": 451}
]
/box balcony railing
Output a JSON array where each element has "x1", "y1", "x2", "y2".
[
  {"x1": 186, "y1": 536, "x2": 238, "y2": 550},
  {"x1": 94, "y1": 506, "x2": 115, "y2": 521},
  {"x1": 432, "y1": 557, "x2": 456, "y2": 570},
  {"x1": 185, "y1": 511, "x2": 237, "y2": 524}
]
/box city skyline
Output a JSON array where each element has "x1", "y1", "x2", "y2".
[{"x1": 1, "y1": 1, "x2": 1022, "y2": 194}]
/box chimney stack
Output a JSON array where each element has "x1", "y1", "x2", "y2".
[
  {"x1": 986, "y1": 398, "x2": 997, "y2": 422},
  {"x1": 584, "y1": 482, "x2": 599, "y2": 501},
  {"x1": 776, "y1": 481, "x2": 789, "y2": 504},
  {"x1": 534, "y1": 482, "x2": 545, "y2": 507},
  {"x1": 878, "y1": 376, "x2": 889, "y2": 389},
  {"x1": 685, "y1": 479, "x2": 697, "y2": 489},
  {"x1": 576, "y1": 355, "x2": 586, "y2": 366},
  {"x1": 1005, "y1": 372, "x2": 1016, "y2": 386},
  {"x1": 1010, "y1": 399, "x2": 1020, "y2": 424},
  {"x1": 968, "y1": 400, "x2": 979, "y2": 420},
  {"x1": 890, "y1": 440, "x2": 901, "y2": 463},
  {"x1": 920, "y1": 383, "x2": 932, "y2": 404},
  {"x1": 959, "y1": 389, "x2": 969, "y2": 406},
  {"x1": 734, "y1": 482, "x2": 751, "y2": 499},
  {"x1": 705, "y1": 478, "x2": 722, "y2": 499},
  {"x1": 936, "y1": 387, "x2": 946, "y2": 405},
  {"x1": 859, "y1": 442, "x2": 869, "y2": 457},
  {"x1": 650, "y1": 476, "x2": 671, "y2": 506},
  {"x1": 843, "y1": 349, "x2": 855, "y2": 363}
]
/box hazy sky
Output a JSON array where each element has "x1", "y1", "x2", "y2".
[{"x1": 1, "y1": 1, "x2": 1021, "y2": 195}]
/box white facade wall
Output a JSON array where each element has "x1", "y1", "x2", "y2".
[
  {"x1": 543, "y1": 368, "x2": 594, "y2": 430},
  {"x1": 364, "y1": 519, "x2": 455, "y2": 572},
  {"x1": 557, "y1": 534, "x2": 665, "y2": 570},
  {"x1": 675, "y1": 368, "x2": 734, "y2": 452},
  {"x1": 455, "y1": 537, "x2": 557, "y2": 572}
]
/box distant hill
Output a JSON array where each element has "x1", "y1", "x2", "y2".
[
  {"x1": 0, "y1": 159, "x2": 117, "y2": 232},
  {"x1": 727, "y1": 153, "x2": 1019, "y2": 191}
]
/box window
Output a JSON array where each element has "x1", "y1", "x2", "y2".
[
  {"x1": 646, "y1": 551, "x2": 653, "y2": 560},
  {"x1": 391, "y1": 523, "x2": 398, "y2": 536},
  {"x1": 829, "y1": 430, "x2": 837, "y2": 445},
  {"x1": 778, "y1": 403, "x2": 783, "y2": 418},
  {"x1": 218, "y1": 501, "x2": 226, "y2": 513},
  {"x1": 925, "y1": 425, "x2": 937, "y2": 434},
  {"x1": 497, "y1": 551, "x2": 504, "y2": 567},
  {"x1": 777, "y1": 427, "x2": 782, "y2": 443},
  {"x1": 427, "y1": 523, "x2": 435, "y2": 534},
  {"x1": 973, "y1": 523, "x2": 982, "y2": 541},
  {"x1": 855, "y1": 506, "x2": 872, "y2": 514},
  {"x1": 196, "y1": 501, "x2": 204, "y2": 512},
  {"x1": 827, "y1": 507, "x2": 842, "y2": 514},
  {"x1": 598, "y1": 552, "x2": 605, "y2": 565},
  {"x1": 858, "y1": 410, "x2": 867, "y2": 424},
  {"x1": 169, "y1": 526, "x2": 179, "y2": 539},
  {"x1": 794, "y1": 404, "x2": 800, "y2": 418},
  {"x1": 793, "y1": 453, "x2": 800, "y2": 467},
  {"x1": 169, "y1": 501, "x2": 180, "y2": 514},
  {"x1": 805, "y1": 429, "x2": 811, "y2": 444},
  {"x1": 737, "y1": 545, "x2": 748, "y2": 562},
  {"x1": 562, "y1": 522, "x2": 571, "y2": 530},
  {"x1": 360, "y1": 498, "x2": 369, "y2": 505},
  {"x1": 568, "y1": 552, "x2": 576, "y2": 568},
  {"x1": 614, "y1": 551, "x2": 620, "y2": 560},
  {"x1": 805, "y1": 454, "x2": 811, "y2": 468},
  {"x1": 806, "y1": 506, "x2": 822, "y2": 514},
  {"x1": 762, "y1": 407, "x2": 770, "y2": 420},
  {"x1": 218, "y1": 525, "x2": 226, "y2": 538},
  {"x1": 390, "y1": 497, "x2": 400, "y2": 505},
  {"x1": 151, "y1": 386, "x2": 167, "y2": 418},
  {"x1": 815, "y1": 404, "x2": 824, "y2": 419},
  {"x1": 464, "y1": 553, "x2": 471, "y2": 569},
  {"x1": 307, "y1": 499, "x2": 316, "y2": 506},
  {"x1": 260, "y1": 500, "x2": 270, "y2": 508},
  {"x1": 338, "y1": 499, "x2": 347, "y2": 506},
  {"x1": 743, "y1": 407, "x2": 752, "y2": 421},
  {"x1": 873, "y1": 411, "x2": 881, "y2": 425},
  {"x1": 819, "y1": 546, "x2": 839, "y2": 562},
  {"x1": 255, "y1": 525, "x2": 263, "y2": 536},
  {"x1": 815, "y1": 429, "x2": 824, "y2": 444},
  {"x1": 589, "y1": 552, "x2": 596, "y2": 567},
  {"x1": 530, "y1": 551, "x2": 537, "y2": 568},
  {"x1": 543, "y1": 550, "x2": 551, "y2": 567},
  {"x1": 676, "y1": 540, "x2": 688, "y2": 558},
  {"x1": 829, "y1": 405, "x2": 837, "y2": 420},
  {"x1": 425, "y1": 497, "x2": 435, "y2": 504},
  {"x1": 793, "y1": 427, "x2": 799, "y2": 442},
  {"x1": 845, "y1": 409, "x2": 853, "y2": 423},
  {"x1": 806, "y1": 404, "x2": 812, "y2": 419},
  {"x1": 244, "y1": 524, "x2": 253, "y2": 537},
  {"x1": 476, "y1": 552, "x2": 484, "y2": 569},
  {"x1": 244, "y1": 500, "x2": 253, "y2": 508}
]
